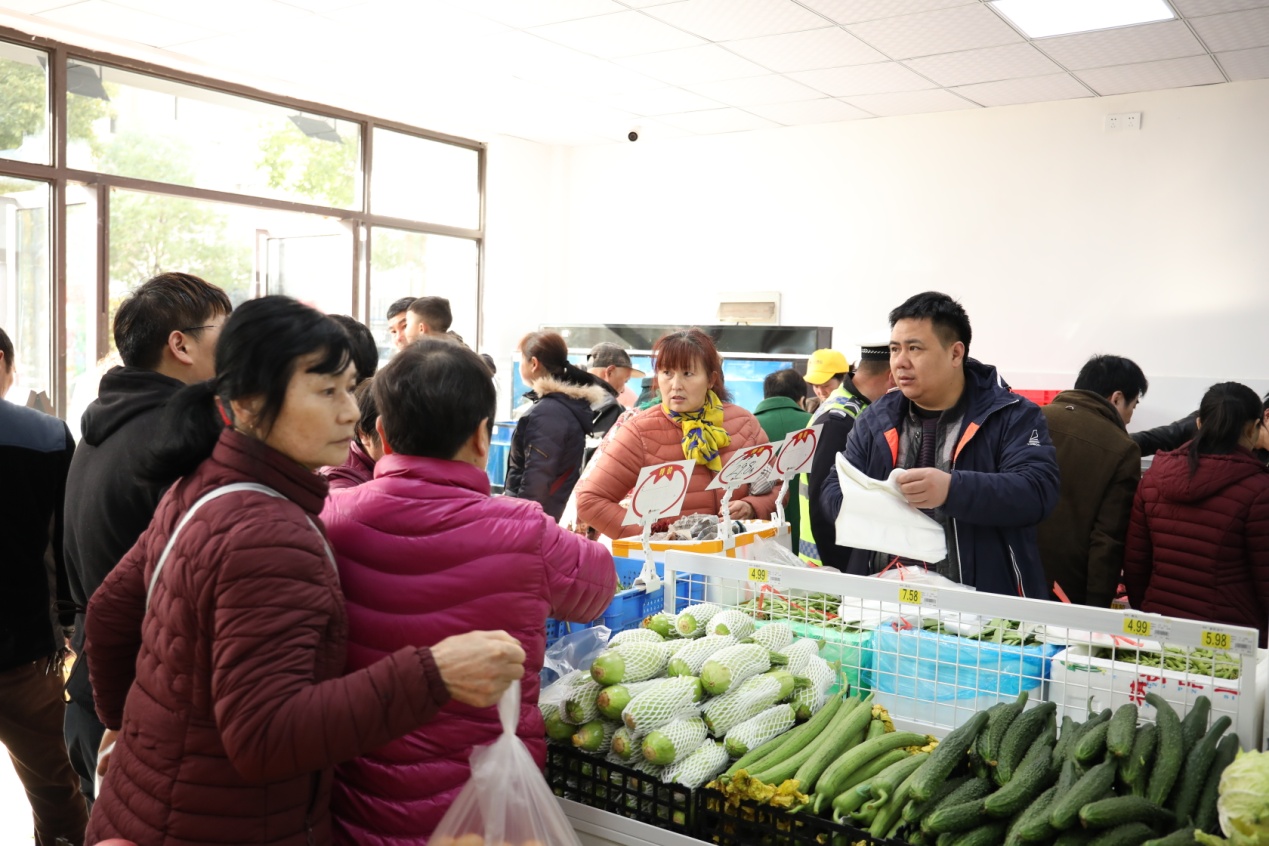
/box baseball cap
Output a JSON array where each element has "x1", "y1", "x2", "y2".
[
  {"x1": 588, "y1": 343, "x2": 645, "y2": 378},
  {"x1": 804, "y1": 349, "x2": 850, "y2": 385}
]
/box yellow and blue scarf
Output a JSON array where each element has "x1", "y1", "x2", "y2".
[{"x1": 664, "y1": 390, "x2": 731, "y2": 471}]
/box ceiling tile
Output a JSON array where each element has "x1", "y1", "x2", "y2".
[
  {"x1": 845, "y1": 4, "x2": 1024, "y2": 59},
  {"x1": 789, "y1": 61, "x2": 935, "y2": 96},
  {"x1": 797, "y1": 0, "x2": 974, "y2": 26},
  {"x1": 842, "y1": 87, "x2": 978, "y2": 116},
  {"x1": 275, "y1": 0, "x2": 369, "y2": 10},
  {"x1": 1036, "y1": 21, "x2": 1206, "y2": 71},
  {"x1": 1170, "y1": 0, "x2": 1269, "y2": 17},
  {"x1": 614, "y1": 43, "x2": 769, "y2": 84},
  {"x1": 640, "y1": 0, "x2": 833, "y2": 42},
  {"x1": 904, "y1": 42, "x2": 1061, "y2": 86},
  {"x1": 722, "y1": 26, "x2": 887, "y2": 72},
  {"x1": 109, "y1": 0, "x2": 311, "y2": 32},
  {"x1": 655, "y1": 107, "x2": 780, "y2": 133},
  {"x1": 1, "y1": 0, "x2": 84, "y2": 12},
  {"x1": 483, "y1": 33, "x2": 667, "y2": 95},
  {"x1": 602, "y1": 85, "x2": 724, "y2": 114},
  {"x1": 745, "y1": 97, "x2": 873, "y2": 123},
  {"x1": 1216, "y1": 45, "x2": 1269, "y2": 79},
  {"x1": 1075, "y1": 54, "x2": 1226, "y2": 95},
  {"x1": 38, "y1": 0, "x2": 216, "y2": 46},
  {"x1": 615, "y1": 0, "x2": 686, "y2": 6},
  {"x1": 685, "y1": 73, "x2": 824, "y2": 105},
  {"x1": 953, "y1": 72, "x2": 1093, "y2": 106},
  {"x1": 325, "y1": 0, "x2": 508, "y2": 38},
  {"x1": 455, "y1": 0, "x2": 626, "y2": 29},
  {"x1": 530, "y1": 9, "x2": 704, "y2": 57},
  {"x1": 1189, "y1": 6, "x2": 1269, "y2": 52}
]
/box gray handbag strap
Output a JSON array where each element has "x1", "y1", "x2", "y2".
[{"x1": 145, "y1": 482, "x2": 335, "y2": 611}]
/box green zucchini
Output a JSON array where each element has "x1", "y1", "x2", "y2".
[
  {"x1": 870, "y1": 760, "x2": 928, "y2": 839},
  {"x1": 910, "y1": 710, "x2": 991, "y2": 801},
  {"x1": 867, "y1": 717, "x2": 886, "y2": 739},
  {"x1": 1144, "y1": 693, "x2": 1182, "y2": 807},
  {"x1": 1171, "y1": 714, "x2": 1231, "y2": 822},
  {"x1": 1179, "y1": 696, "x2": 1211, "y2": 756},
  {"x1": 1142, "y1": 826, "x2": 1199, "y2": 845},
  {"x1": 862, "y1": 751, "x2": 929, "y2": 809},
  {"x1": 1078, "y1": 796, "x2": 1175, "y2": 831},
  {"x1": 983, "y1": 690, "x2": 1029, "y2": 766},
  {"x1": 950, "y1": 819, "x2": 1010, "y2": 846},
  {"x1": 1006, "y1": 784, "x2": 1060, "y2": 845},
  {"x1": 1075, "y1": 720, "x2": 1113, "y2": 765},
  {"x1": 998, "y1": 701, "x2": 1058, "y2": 785},
  {"x1": 985, "y1": 739, "x2": 1056, "y2": 818},
  {"x1": 729, "y1": 693, "x2": 845, "y2": 778},
  {"x1": 1087, "y1": 822, "x2": 1155, "y2": 846},
  {"x1": 1195, "y1": 733, "x2": 1239, "y2": 835},
  {"x1": 822, "y1": 748, "x2": 910, "y2": 803},
  {"x1": 1121, "y1": 723, "x2": 1157, "y2": 798},
  {"x1": 1050, "y1": 759, "x2": 1118, "y2": 831},
  {"x1": 832, "y1": 782, "x2": 875, "y2": 821},
  {"x1": 793, "y1": 693, "x2": 875, "y2": 792},
  {"x1": 813, "y1": 730, "x2": 929, "y2": 797},
  {"x1": 1107, "y1": 703, "x2": 1139, "y2": 759}
]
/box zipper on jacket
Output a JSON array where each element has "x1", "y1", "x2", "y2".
[
  {"x1": 1007, "y1": 543, "x2": 1026, "y2": 598},
  {"x1": 952, "y1": 519, "x2": 964, "y2": 586},
  {"x1": 946, "y1": 395, "x2": 1021, "y2": 591}
]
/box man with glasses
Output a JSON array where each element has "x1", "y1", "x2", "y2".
[{"x1": 62, "y1": 272, "x2": 231, "y2": 807}]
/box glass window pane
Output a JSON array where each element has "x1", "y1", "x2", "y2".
[
  {"x1": 368, "y1": 228, "x2": 478, "y2": 359},
  {"x1": 0, "y1": 177, "x2": 52, "y2": 402},
  {"x1": 371, "y1": 128, "x2": 479, "y2": 228},
  {"x1": 69, "y1": 64, "x2": 361, "y2": 209},
  {"x1": 107, "y1": 188, "x2": 353, "y2": 349},
  {"x1": 65, "y1": 183, "x2": 102, "y2": 439},
  {"x1": 0, "y1": 41, "x2": 50, "y2": 165}
]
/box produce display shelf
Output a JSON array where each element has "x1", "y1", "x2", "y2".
[
  {"x1": 694, "y1": 789, "x2": 903, "y2": 846},
  {"x1": 546, "y1": 743, "x2": 695, "y2": 836},
  {"x1": 547, "y1": 557, "x2": 706, "y2": 649}
]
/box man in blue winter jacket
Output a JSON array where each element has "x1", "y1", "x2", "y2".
[{"x1": 820, "y1": 291, "x2": 1059, "y2": 598}]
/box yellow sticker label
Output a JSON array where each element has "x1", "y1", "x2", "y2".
[
  {"x1": 747, "y1": 567, "x2": 769, "y2": 583},
  {"x1": 898, "y1": 587, "x2": 923, "y2": 605},
  {"x1": 1122, "y1": 617, "x2": 1152, "y2": 637},
  {"x1": 1200, "y1": 629, "x2": 1232, "y2": 650}
]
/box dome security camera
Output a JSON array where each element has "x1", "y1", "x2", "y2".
[{"x1": 627, "y1": 127, "x2": 640, "y2": 142}]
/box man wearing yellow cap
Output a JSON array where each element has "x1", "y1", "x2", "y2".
[{"x1": 798, "y1": 346, "x2": 893, "y2": 567}]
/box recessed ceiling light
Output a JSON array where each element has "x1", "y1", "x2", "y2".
[{"x1": 990, "y1": 0, "x2": 1176, "y2": 39}]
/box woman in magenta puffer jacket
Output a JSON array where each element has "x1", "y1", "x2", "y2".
[
  {"x1": 1124, "y1": 382, "x2": 1269, "y2": 647},
  {"x1": 321, "y1": 339, "x2": 617, "y2": 844}
]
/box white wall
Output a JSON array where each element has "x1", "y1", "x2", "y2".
[{"x1": 482, "y1": 78, "x2": 1269, "y2": 431}]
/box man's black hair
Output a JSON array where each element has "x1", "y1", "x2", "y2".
[
  {"x1": 386, "y1": 296, "x2": 417, "y2": 320},
  {"x1": 409, "y1": 296, "x2": 453, "y2": 333},
  {"x1": 1074, "y1": 354, "x2": 1149, "y2": 403},
  {"x1": 763, "y1": 368, "x2": 806, "y2": 403},
  {"x1": 888, "y1": 291, "x2": 972, "y2": 354},
  {"x1": 374, "y1": 338, "x2": 496, "y2": 459},
  {"x1": 0, "y1": 325, "x2": 13, "y2": 372},
  {"x1": 114, "y1": 272, "x2": 232, "y2": 369},
  {"x1": 328, "y1": 314, "x2": 379, "y2": 382}
]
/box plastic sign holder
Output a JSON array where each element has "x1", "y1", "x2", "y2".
[
  {"x1": 622, "y1": 459, "x2": 695, "y2": 593},
  {"x1": 768, "y1": 425, "x2": 823, "y2": 529},
  {"x1": 706, "y1": 442, "x2": 777, "y2": 543}
]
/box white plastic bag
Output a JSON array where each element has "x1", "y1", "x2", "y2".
[
  {"x1": 541, "y1": 625, "x2": 611, "y2": 686},
  {"x1": 431, "y1": 680, "x2": 583, "y2": 846},
  {"x1": 834, "y1": 455, "x2": 947, "y2": 562}
]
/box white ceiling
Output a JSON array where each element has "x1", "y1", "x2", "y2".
[{"x1": 2, "y1": 0, "x2": 1268, "y2": 144}]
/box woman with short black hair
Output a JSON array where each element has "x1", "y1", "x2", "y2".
[{"x1": 1124, "y1": 381, "x2": 1269, "y2": 646}]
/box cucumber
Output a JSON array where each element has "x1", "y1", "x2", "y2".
[
  {"x1": 1055, "y1": 830, "x2": 1096, "y2": 846},
  {"x1": 862, "y1": 751, "x2": 929, "y2": 809},
  {"x1": 1065, "y1": 709, "x2": 1112, "y2": 762},
  {"x1": 1075, "y1": 720, "x2": 1113, "y2": 765},
  {"x1": 1006, "y1": 784, "x2": 1060, "y2": 845},
  {"x1": 1142, "y1": 826, "x2": 1199, "y2": 845},
  {"x1": 822, "y1": 748, "x2": 909, "y2": 803},
  {"x1": 1179, "y1": 696, "x2": 1211, "y2": 756},
  {"x1": 870, "y1": 760, "x2": 928, "y2": 839},
  {"x1": 923, "y1": 798, "x2": 992, "y2": 835},
  {"x1": 1050, "y1": 759, "x2": 1118, "y2": 831},
  {"x1": 1078, "y1": 796, "x2": 1175, "y2": 830},
  {"x1": 1144, "y1": 693, "x2": 1182, "y2": 807},
  {"x1": 910, "y1": 710, "x2": 991, "y2": 801},
  {"x1": 950, "y1": 820, "x2": 1009, "y2": 846},
  {"x1": 811, "y1": 730, "x2": 930, "y2": 798},
  {"x1": 1107, "y1": 703, "x2": 1139, "y2": 759},
  {"x1": 1195, "y1": 733, "x2": 1239, "y2": 835},
  {"x1": 904, "y1": 775, "x2": 971, "y2": 824},
  {"x1": 1087, "y1": 822, "x2": 1155, "y2": 846},
  {"x1": 983, "y1": 691, "x2": 1029, "y2": 766},
  {"x1": 918, "y1": 778, "x2": 993, "y2": 834},
  {"x1": 985, "y1": 739, "x2": 1057, "y2": 818},
  {"x1": 1171, "y1": 715, "x2": 1231, "y2": 823},
  {"x1": 792, "y1": 693, "x2": 874, "y2": 792},
  {"x1": 1053, "y1": 715, "x2": 1078, "y2": 764},
  {"x1": 1121, "y1": 723, "x2": 1157, "y2": 798},
  {"x1": 997, "y1": 702, "x2": 1057, "y2": 785},
  {"x1": 725, "y1": 693, "x2": 844, "y2": 778}
]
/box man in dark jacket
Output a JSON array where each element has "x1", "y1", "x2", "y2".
[
  {"x1": 754, "y1": 368, "x2": 811, "y2": 553},
  {"x1": 1, "y1": 329, "x2": 90, "y2": 845},
  {"x1": 62, "y1": 272, "x2": 231, "y2": 805},
  {"x1": 822, "y1": 292, "x2": 1059, "y2": 597},
  {"x1": 586, "y1": 342, "x2": 643, "y2": 439},
  {"x1": 1037, "y1": 355, "x2": 1146, "y2": 607},
  {"x1": 1132, "y1": 411, "x2": 1198, "y2": 456}
]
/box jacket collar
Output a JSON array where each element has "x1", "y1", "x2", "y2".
[
  {"x1": 1050, "y1": 389, "x2": 1127, "y2": 431},
  {"x1": 755, "y1": 396, "x2": 803, "y2": 415},
  {"x1": 211, "y1": 427, "x2": 330, "y2": 517},
  {"x1": 374, "y1": 452, "x2": 492, "y2": 494},
  {"x1": 531, "y1": 374, "x2": 611, "y2": 410}
]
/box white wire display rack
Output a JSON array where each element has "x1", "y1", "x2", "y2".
[{"x1": 661, "y1": 550, "x2": 1267, "y2": 750}]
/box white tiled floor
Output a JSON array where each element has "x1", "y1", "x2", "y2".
[{"x1": 0, "y1": 750, "x2": 36, "y2": 844}]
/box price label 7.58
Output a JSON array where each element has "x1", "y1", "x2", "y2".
[
  {"x1": 1122, "y1": 616, "x2": 1152, "y2": 637},
  {"x1": 898, "y1": 587, "x2": 923, "y2": 605},
  {"x1": 1201, "y1": 629, "x2": 1232, "y2": 650}
]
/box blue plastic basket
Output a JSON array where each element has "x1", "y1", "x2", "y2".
[{"x1": 545, "y1": 558, "x2": 706, "y2": 649}]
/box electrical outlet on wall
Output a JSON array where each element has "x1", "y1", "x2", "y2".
[{"x1": 1105, "y1": 112, "x2": 1142, "y2": 131}]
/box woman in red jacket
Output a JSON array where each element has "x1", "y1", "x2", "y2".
[
  {"x1": 1124, "y1": 381, "x2": 1269, "y2": 646},
  {"x1": 575, "y1": 327, "x2": 778, "y2": 539},
  {"x1": 84, "y1": 296, "x2": 525, "y2": 846}
]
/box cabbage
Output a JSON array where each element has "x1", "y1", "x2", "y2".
[{"x1": 1195, "y1": 750, "x2": 1269, "y2": 846}]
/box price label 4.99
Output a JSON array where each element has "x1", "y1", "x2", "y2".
[
  {"x1": 1122, "y1": 616, "x2": 1152, "y2": 637},
  {"x1": 747, "y1": 567, "x2": 770, "y2": 584}
]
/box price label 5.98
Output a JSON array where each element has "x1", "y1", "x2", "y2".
[
  {"x1": 898, "y1": 587, "x2": 923, "y2": 605},
  {"x1": 1122, "y1": 616, "x2": 1152, "y2": 637},
  {"x1": 1201, "y1": 629, "x2": 1232, "y2": 650}
]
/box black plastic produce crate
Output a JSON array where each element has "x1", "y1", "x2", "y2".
[
  {"x1": 694, "y1": 788, "x2": 903, "y2": 846},
  {"x1": 545, "y1": 743, "x2": 694, "y2": 835}
]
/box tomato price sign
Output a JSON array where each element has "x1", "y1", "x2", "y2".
[
  {"x1": 706, "y1": 443, "x2": 777, "y2": 491},
  {"x1": 772, "y1": 425, "x2": 822, "y2": 479},
  {"x1": 622, "y1": 460, "x2": 696, "y2": 526}
]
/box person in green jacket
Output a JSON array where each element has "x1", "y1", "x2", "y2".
[{"x1": 753, "y1": 368, "x2": 811, "y2": 553}]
